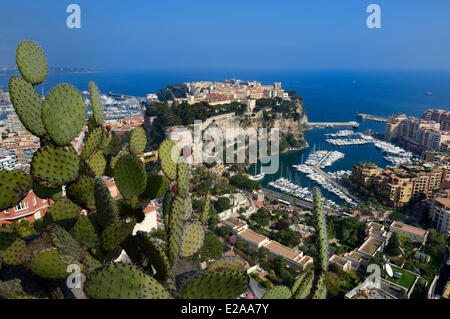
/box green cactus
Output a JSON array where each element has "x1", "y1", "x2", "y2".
[
  {"x1": 179, "y1": 222, "x2": 204, "y2": 258},
  {"x1": 42, "y1": 84, "x2": 86, "y2": 146},
  {"x1": 89, "y1": 82, "x2": 104, "y2": 126},
  {"x1": 72, "y1": 215, "x2": 99, "y2": 249},
  {"x1": 66, "y1": 175, "x2": 96, "y2": 211},
  {"x1": 94, "y1": 177, "x2": 119, "y2": 229},
  {"x1": 47, "y1": 224, "x2": 84, "y2": 261},
  {"x1": 15, "y1": 40, "x2": 48, "y2": 85},
  {"x1": 86, "y1": 151, "x2": 107, "y2": 177},
  {"x1": 140, "y1": 175, "x2": 170, "y2": 200},
  {"x1": 129, "y1": 126, "x2": 147, "y2": 155},
  {"x1": 32, "y1": 182, "x2": 62, "y2": 201},
  {"x1": 100, "y1": 218, "x2": 136, "y2": 251},
  {"x1": 176, "y1": 161, "x2": 190, "y2": 195},
  {"x1": 136, "y1": 232, "x2": 170, "y2": 281},
  {"x1": 167, "y1": 196, "x2": 185, "y2": 265},
  {"x1": 0, "y1": 170, "x2": 32, "y2": 211},
  {"x1": 113, "y1": 153, "x2": 147, "y2": 199},
  {"x1": 181, "y1": 271, "x2": 248, "y2": 299},
  {"x1": 158, "y1": 139, "x2": 178, "y2": 181},
  {"x1": 0, "y1": 230, "x2": 27, "y2": 266},
  {"x1": 42, "y1": 197, "x2": 81, "y2": 229},
  {"x1": 0, "y1": 41, "x2": 255, "y2": 300},
  {"x1": 31, "y1": 145, "x2": 79, "y2": 188},
  {"x1": 262, "y1": 285, "x2": 292, "y2": 299},
  {"x1": 28, "y1": 248, "x2": 74, "y2": 279},
  {"x1": 292, "y1": 272, "x2": 314, "y2": 299},
  {"x1": 80, "y1": 127, "x2": 103, "y2": 160},
  {"x1": 8, "y1": 76, "x2": 46, "y2": 137},
  {"x1": 200, "y1": 192, "x2": 211, "y2": 224}
]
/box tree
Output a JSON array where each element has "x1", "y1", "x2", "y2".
[
  {"x1": 195, "y1": 231, "x2": 224, "y2": 262},
  {"x1": 258, "y1": 247, "x2": 270, "y2": 258},
  {"x1": 274, "y1": 228, "x2": 301, "y2": 248},
  {"x1": 385, "y1": 231, "x2": 401, "y2": 256},
  {"x1": 214, "y1": 197, "x2": 231, "y2": 213}
]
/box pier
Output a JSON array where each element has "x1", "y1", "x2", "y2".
[
  {"x1": 311, "y1": 167, "x2": 360, "y2": 204},
  {"x1": 308, "y1": 121, "x2": 360, "y2": 129},
  {"x1": 356, "y1": 113, "x2": 389, "y2": 122}
]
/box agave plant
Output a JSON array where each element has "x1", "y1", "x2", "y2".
[{"x1": 0, "y1": 40, "x2": 250, "y2": 299}]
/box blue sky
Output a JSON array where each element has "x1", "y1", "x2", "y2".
[{"x1": 1, "y1": 0, "x2": 450, "y2": 70}]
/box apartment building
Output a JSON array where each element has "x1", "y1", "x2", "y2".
[
  {"x1": 431, "y1": 189, "x2": 450, "y2": 236},
  {"x1": 384, "y1": 110, "x2": 450, "y2": 152},
  {"x1": 390, "y1": 221, "x2": 428, "y2": 244},
  {"x1": 351, "y1": 162, "x2": 445, "y2": 206}
]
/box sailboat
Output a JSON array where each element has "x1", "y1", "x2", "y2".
[{"x1": 248, "y1": 161, "x2": 265, "y2": 181}]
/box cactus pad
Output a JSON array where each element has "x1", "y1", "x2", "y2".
[
  {"x1": 179, "y1": 222, "x2": 204, "y2": 258},
  {"x1": 167, "y1": 196, "x2": 185, "y2": 263},
  {"x1": 207, "y1": 256, "x2": 247, "y2": 272},
  {"x1": 32, "y1": 182, "x2": 62, "y2": 201},
  {"x1": 140, "y1": 272, "x2": 172, "y2": 299},
  {"x1": 183, "y1": 197, "x2": 193, "y2": 221},
  {"x1": 177, "y1": 162, "x2": 190, "y2": 195},
  {"x1": 67, "y1": 175, "x2": 96, "y2": 211},
  {"x1": 113, "y1": 153, "x2": 146, "y2": 199},
  {"x1": 94, "y1": 177, "x2": 119, "y2": 229},
  {"x1": 103, "y1": 134, "x2": 122, "y2": 156},
  {"x1": 8, "y1": 76, "x2": 46, "y2": 136},
  {"x1": 31, "y1": 145, "x2": 79, "y2": 188},
  {"x1": 72, "y1": 215, "x2": 99, "y2": 248},
  {"x1": 100, "y1": 218, "x2": 136, "y2": 251},
  {"x1": 140, "y1": 175, "x2": 170, "y2": 200},
  {"x1": 0, "y1": 230, "x2": 27, "y2": 266},
  {"x1": 158, "y1": 139, "x2": 178, "y2": 180},
  {"x1": 181, "y1": 271, "x2": 248, "y2": 299},
  {"x1": 80, "y1": 127, "x2": 103, "y2": 160},
  {"x1": 86, "y1": 151, "x2": 106, "y2": 177},
  {"x1": 42, "y1": 84, "x2": 86, "y2": 146},
  {"x1": 200, "y1": 192, "x2": 211, "y2": 224},
  {"x1": 0, "y1": 170, "x2": 32, "y2": 211},
  {"x1": 162, "y1": 191, "x2": 174, "y2": 232},
  {"x1": 47, "y1": 224, "x2": 83, "y2": 261},
  {"x1": 84, "y1": 263, "x2": 143, "y2": 299},
  {"x1": 262, "y1": 286, "x2": 292, "y2": 299},
  {"x1": 136, "y1": 232, "x2": 170, "y2": 281},
  {"x1": 129, "y1": 126, "x2": 146, "y2": 155},
  {"x1": 42, "y1": 197, "x2": 81, "y2": 229},
  {"x1": 292, "y1": 272, "x2": 314, "y2": 299},
  {"x1": 311, "y1": 271, "x2": 327, "y2": 299},
  {"x1": 89, "y1": 82, "x2": 104, "y2": 126},
  {"x1": 15, "y1": 40, "x2": 48, "y2": 85},
  {"x1": 29, "y1": 248, "x2": 73, "y2": 279}
]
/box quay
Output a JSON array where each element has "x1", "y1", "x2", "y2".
[
  {"x1": 262, "y1": 188, "x2": 313, "y2": 210},
  {"x1": 356, "y1": 113, "x2": 389, "y2": 122},
  {"x1": 308, "y1": 121, "x2": 360, "y2": 129},
  {"x1": 311, "y1": 167, "x2": 360, "y2": 204}
]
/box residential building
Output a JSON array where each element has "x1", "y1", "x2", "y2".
[
  {"x1": 0, "y1": 190, "x2": 52, "y2": 225},
  {"x1": 329, "y1": 255, "x2": 352, "y2": 271},
  {"x1": 431, "y1": 189, "x2": 450, "y2": 236},
  {"x1": 390, "y1": 221, "x2": 428, "y2": 244}
]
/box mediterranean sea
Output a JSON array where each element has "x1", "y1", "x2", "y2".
[{"x1": 1, "y1": 69, "x2": 449, "y2": 203}]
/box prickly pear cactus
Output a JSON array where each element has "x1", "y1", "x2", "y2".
[
  {"x1": 113, "y1": 153, "x2": 146, "y2": 199},
  {"x1": 15, "y1": 40, "x2": 48, "y2": 85},
  {"x1": 31, "y1": 145, "x2": 79, "y2": 188},
  {"x1": 8, "y1": 76, "x2": 46, "y2": 137},
  {"x1": 158, "y1": 139, "x2": 177, "y2": 181},
  {"x1": 0, "y1": 40, "x2": 252, "y2": 300},
  {"x1": 181, "y1": 271, "x2": 248, "y2": 299},
  {"x1": 0, "y1": 170, "x2": 32, "y2": 211},
  {"x1": 42, "y1": 84, "x2": 86, "y2": 146},
  {"x1": 129, "y1": 126, "x2": 147, "y2": 155}
]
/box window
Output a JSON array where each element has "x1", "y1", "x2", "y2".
[
  {"x1": 14, "y1": 201, "x2": 29, "y2": 212},
  {"x1": 32, "y1": 197, "x2": 37, "y2": 206}
]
